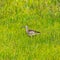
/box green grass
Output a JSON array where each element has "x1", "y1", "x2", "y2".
[{"x1": 0, "y1": 0, "x2": 60, "y2": 60}]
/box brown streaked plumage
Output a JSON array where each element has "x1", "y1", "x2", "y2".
[{"x1": 25, "y1": 25, "x2": 40, "y2": 36}]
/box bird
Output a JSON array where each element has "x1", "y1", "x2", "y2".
[{"x1": 24, "y1": 25, "x2": 40, "y2": 36}]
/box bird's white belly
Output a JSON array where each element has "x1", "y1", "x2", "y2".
[{"x1": 28, "y1": 31, "x2": 36, "y2": 36}]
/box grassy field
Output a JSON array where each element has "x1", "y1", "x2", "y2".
[{"x1": 0, "y1": 0, "x2": 60, "y2": 60}]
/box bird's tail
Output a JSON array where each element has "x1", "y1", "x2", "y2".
[{"x1": 36, "y1": 32, "x2": 40, "y2": 34}]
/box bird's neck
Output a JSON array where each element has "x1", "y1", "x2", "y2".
[{"x1": 26, "y1": 27, "x2": 28, "y2": 32}]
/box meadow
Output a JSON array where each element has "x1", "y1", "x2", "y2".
[{"x1": 0, "y1": 0, "x2": 60, "y2": 60}]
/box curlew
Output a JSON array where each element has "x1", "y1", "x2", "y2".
[{"x1": 24, "y1": 25, "x2": 40, "y2": 36}]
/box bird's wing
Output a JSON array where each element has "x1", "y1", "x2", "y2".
[{"x1": 28, "y1": 30, "x2": 40, "y2": 33}]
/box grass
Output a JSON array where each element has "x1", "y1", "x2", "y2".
[{"x1": 0, "y1": 0, "x2": 60, "y2": 60}]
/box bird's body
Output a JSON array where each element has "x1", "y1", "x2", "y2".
[
  {"x1": 27, "y1": 30, "x2": 40, "y2": 36},
  {"x1": 25, "y1": 25, "x2": 40, "y2": 36}
]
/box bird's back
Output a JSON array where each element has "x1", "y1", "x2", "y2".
[{"x1": 27, "y1": 30, "x2": 40, "y2": 36}]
